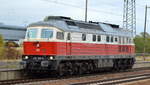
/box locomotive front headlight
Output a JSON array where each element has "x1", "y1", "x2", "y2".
[
  {"x1": 25, "y1": 56, "x2": 29, "y2": 59},
  {"x1": 49, "y1": 56, "x2": 53, "y2": 60}
]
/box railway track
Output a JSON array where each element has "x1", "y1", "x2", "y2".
[
  {"x1": 0, "y1": 78, "x2": 55, "y2": 85},
  {"x1": 71, "y1": 73, "x2": 150, "y2": 85},
  {"x1": 0, "y1": 67, "x2": 150, "y2": 85}
]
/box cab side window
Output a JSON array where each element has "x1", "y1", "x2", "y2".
[
  {"x1": 115, "y1": 37, "x2": 118, "y2": 42},
  {"x1": 82, "y1": 34, "x2": 86, "y2": 41},
  {"x1": 57, "y1": 32, "x2": 64, "y2": 40},
  {"x1": 97, "y1": 35, "x2": 101, "y2": 42},
  {"x1": 67, "y1": 33, "x2": 71, "y2": 40},
  {"x1": 111, "y1": 36, "x2": 114, "y2": 42},
  {"x1": 106, "y1": 36, "x2": 109, "y2": 42},
  {"x1": 93, "y1": 35, "x2": 96, "y2": 42}
]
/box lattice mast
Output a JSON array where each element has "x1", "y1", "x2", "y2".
[{"x1": 123, "y1": 0, "x2": 136, "y2": 36}]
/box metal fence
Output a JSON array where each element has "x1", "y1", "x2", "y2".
[{"x1": 136, "y1": 53, "x2": 150, "y2": 61}]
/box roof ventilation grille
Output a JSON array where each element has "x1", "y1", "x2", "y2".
[{"x1": 44, "y1": 16, "x2": 72, "y2": 21}]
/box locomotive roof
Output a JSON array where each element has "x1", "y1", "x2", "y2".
[{"x1": 28, "y1": 16, "x2": 133, "y2": 37}]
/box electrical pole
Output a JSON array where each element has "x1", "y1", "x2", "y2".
[
  {"x1": 123, "y1": 0, "x2": 136, "y2": 36},
  {"x1": 85, "y1": 0, "x2": 88, "y2": 22},
  {"x1": 143, "y1": 5, "x2": 150, "y2": 59}
]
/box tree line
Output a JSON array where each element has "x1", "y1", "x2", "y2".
[
  {"x1": 0, "y1": 35, "x2": 4, "y2": 58},
  {"x1": 134, "y1": 32, "x2": 150, "y2": 53}
]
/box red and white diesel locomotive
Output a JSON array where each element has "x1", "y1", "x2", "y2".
[{"x1": 21, "y1": 16, "x2": 135, "y2": 75}]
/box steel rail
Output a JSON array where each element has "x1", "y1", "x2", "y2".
[{"x1": 71, "y1": 73, "x2": 150, "y2": 85}]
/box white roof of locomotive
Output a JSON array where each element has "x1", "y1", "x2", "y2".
[{"x1": 28, "y1": 16, "x2": 133, "y2": 37}]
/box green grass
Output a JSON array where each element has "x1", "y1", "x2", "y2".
[{"x1": 136, "y1": 56, "x2": 150, "y2": 61}]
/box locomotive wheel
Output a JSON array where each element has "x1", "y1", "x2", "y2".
[
  {"x1": 78, "y1": 63, "x2": 86, "y2": 74},
  {"x1": 73, "y1": 63, "x2": 79, "y2": 75},
  {"x1": 131, "y1": 58, "x2": 135, "y2": 65},
  {"x1": 118, "y1": 60, "x2": 122, "y2": 71},
  {"x1": 116, "y1": 60, "x2": 120, "y2": 71},
  {"x1": 120, "y1": 60, "x2": 125, "y2": 70},
  {"x1": 122, "y1": 60, "x2": 127, "y2": 70},
  {"x1": 78, "y1": 64, "x2": 83, "y2": 75},
  {"x1": 113, "y1": 59, "x2": 119, "y2": 71},
  {"x1": 84, "y1": 62, "x2": 90, "y2": 73},
  {"x1": 128, "y1": 59, "x2": 134, "y2": 69},
  {"x1": 85, "y1": 62, "x2": 90, "y2": 73},
  {"x1": 124, "y1": 59, "x2": 128, "y2": 70},
  {"x1": 126, "y1": 59, "x2": 132, "y2": 69},
  {"x1": 58, "y1": 63, "x2": 66, "y2": 76},
  {"x1": 88, "y1": 62, "x2": 94, "y2": 73},
  {"x1": 67, "y1": 62, "x2": 74, "y2": 75}
]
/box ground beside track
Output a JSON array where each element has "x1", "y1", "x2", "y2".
[
  {"x1": 16, "y1": 69, "x2": 150, "y2": 85},
  {"x1": 123, "y1": 79, "x2": 150, "y2": 85}
]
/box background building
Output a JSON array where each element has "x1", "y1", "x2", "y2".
[{"x1": 0, "y1": 23, "x2": 26, "y2": 41}]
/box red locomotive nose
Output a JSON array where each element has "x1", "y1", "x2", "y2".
[{"x1": 23, "y1": 42, "x2": 56, "y2": 56}]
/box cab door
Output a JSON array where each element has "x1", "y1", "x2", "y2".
[{"x1": 66, "y1": 33, "x2": 71, "y2": 55}]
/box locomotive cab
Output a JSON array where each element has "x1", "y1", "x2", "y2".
[{"x1": 22, "y1": 26, "x2": 64, "y2": 72}]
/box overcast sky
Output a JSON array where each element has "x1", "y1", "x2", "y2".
[{"x1": 0, "y1": 0, "x2": 150, "y2": 34}]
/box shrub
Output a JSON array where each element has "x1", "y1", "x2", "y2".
[
  {"x1": 5, "y1": 41, "x2": 19, "y2": 47},
  {"x1": 0, "y1": 35, "x2": 4, "y2": 59},
  {"x1": 4, "y1": 41, "x2": 21, "y2": 59}
]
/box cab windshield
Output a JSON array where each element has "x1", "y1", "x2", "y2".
[
  {"x1": 26, "y1": 28, "x2": 53, "y2": 39},
  {"x1": 41, "y1": 29, "x2": 53, "y2": 38},
  {"x1": 26, "y1": 29, "x2": 38, "y2": 38}
]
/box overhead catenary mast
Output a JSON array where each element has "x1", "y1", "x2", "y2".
[
  {"x1": 123, "y1": 0, "x2": 136, "y2": 36},
  {"x1": 85, "y1": 0, "x2": 88, "y2": 22}
]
